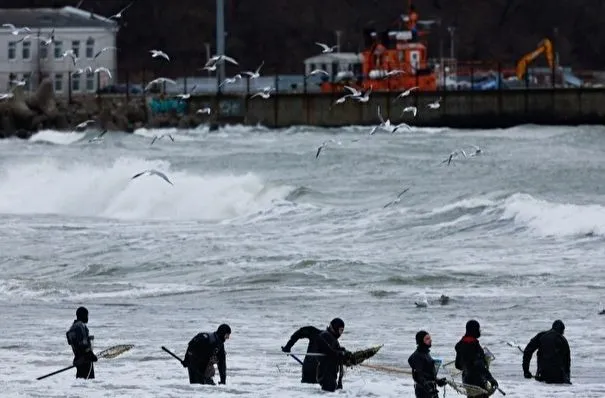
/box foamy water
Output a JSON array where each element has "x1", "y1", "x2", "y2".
[{"x1": 0, "y1": 125, "x2": 604, "y2": 397}]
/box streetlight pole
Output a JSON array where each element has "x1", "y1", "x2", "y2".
[
  {"x1": 216, "y1": 0, "x2": 225, "y2": 84},
  {"x1": 447, "y1": 26, "x2": 456, "y2": 59}
]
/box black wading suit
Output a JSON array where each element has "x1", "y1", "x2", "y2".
[
  {"x1": 66, "y1": 307, "x2": 97, "y2": 379},
  {"x1": 454, "y1": 321, "x2": 498, "y2": 398},
  {"x1": 522, "y1": 320, "x2": 571, "y2": 384},
  {"x1": 281, "y1": 325, "x2": 321, "y2": 383},
  {"x1": 183, "y1": 331, "x2": 227, "y2": 385},
  {"x1": 408, "y1": 331, "x2": 446, "y2": 398}
]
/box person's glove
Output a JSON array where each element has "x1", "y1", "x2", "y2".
[
  {"x1": 89, "y1": 352, "x2": 98, "y2": 362},
  {"x1": 524, "y1": 370, "x2": 533, "y2": 379},
  {"x1": 281, "y1": 346, "x2": 291, "y2": 353},
  {"x1": 489, "y1": 379, "x2": 499, "y2": 388},
  {"x1": 436, "y1": 377, "x2": 447, "y2": 387}
]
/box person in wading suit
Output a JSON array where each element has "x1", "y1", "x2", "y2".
[
  {"x1": 315, "y1": 318, "x2": 352, "y2": 392},
  {"x1": 522, "y1": 320, "x2": 571, "y2": 384},
  {"x1": 182, "y1": 324, "x2": 231, "y2": 385},
  {"x1": 454, "y1": 320, "x2": 498, "y2": 398},
  {"x1": 408, "y1": 331, "x2": 447, "y2": 398},
  {"x1": 66, "y1": 306, "x2": 98, "y2": 379},
  {"x1": 281, "y1": 325, "x2": 321, "y2": 383}
]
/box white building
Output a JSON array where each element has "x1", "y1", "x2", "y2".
[{"x1": 0, "y1": 6, "x2": 118, "y2": 95}]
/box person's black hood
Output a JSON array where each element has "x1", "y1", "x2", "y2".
[
  {"x1": 329, "y1": 318, "x2": 345, "y2": 338},
  {"x1": 76, "y1": 306, "x2": 88, "y2": 324},
  {"x1": 552, "y1": 320, "x2": 565, "y2": 335},
  {"x1": 216, "y1": 324, "x2": 231, "y2": 342},
  {"x1": 415, "y1": 330, "x2": 430, "y2": 350},
  {"x1": 465, "y1": 319, "x2": 481, "y2": 338}
]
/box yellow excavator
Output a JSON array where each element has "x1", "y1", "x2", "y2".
[{"x1": 515, "y1": 38, "x2": 554, "y2": 80}]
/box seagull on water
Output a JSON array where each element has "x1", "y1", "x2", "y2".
[
  {"x1": 315, "y1": 42, "x2": 338, "y2": 53},
  {"x1": 131, "y1": 169, "x2": 173, "y2": 186},
  {"x1": 243, "y1": 61, "x2": 264, "y2": 79},
  {"x1": 415, "y1": 297, "x2": 429, "y2": 308},
  {"x1": 150, "y1": 50, "x2": 170, "y2": 61},
  {"x1": 315, "y1": 139, "x2": 341, "y2": 159},
  {"x1": 383, "y1": 187, "x2": 411, "y2": 208},
  {"x1": 150, "y1": 134, "x2": 174, "y2": 145}
]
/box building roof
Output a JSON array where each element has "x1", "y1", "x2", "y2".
[
  {"x1": 304, "y1": 52, "x2": 361, "y2": 64},
  {"x1": 0, "y1": 6, "x2": 117, "y2": 30}
]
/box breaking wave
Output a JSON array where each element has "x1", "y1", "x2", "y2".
[{"x1": 0, "y1": 156, "x2": 296, "y2": 220}]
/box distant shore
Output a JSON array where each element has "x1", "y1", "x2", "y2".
[{"x1": 1, "y1": 82, "x2": 604, "y2": 139}]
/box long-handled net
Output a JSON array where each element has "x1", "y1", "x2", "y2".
[
  {"x1": 343, "y1": 345, "x2": 383, "y2": 367},
  {"x1": 36, "y1": 344, "x2": 134, "y2": 380},
  {"x1": 98, "y1": 344, "x2": 134, "y2": 359},
  {"x1": 446, "y1": 380, "x2": 491, "y2": 397}
]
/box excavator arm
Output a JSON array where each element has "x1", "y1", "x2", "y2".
[{"x1": 515, "y1": 38, "x2": 554, "y2": 80}]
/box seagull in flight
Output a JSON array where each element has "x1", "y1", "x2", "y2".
[
  {"x1": 88, "y1": 129, "x2": 107, "y2": 143},
  {"x1": 206, "y1": 54, "x2": 238, "y2": 66},
  {"x1": 315, "y1": 139, "x2": 341, "y2": 159},
  {"x1": 144, "y1": 77, "x2": 177, "y2": 91},
  {"x1": 393, "y1": 86, "x2": 419, "y2": 102},
  {"x1": 506, "y1": 341, "x2": 524, "y2": 353},
  {"x1": 75, "y1": 120, "x2": 96, "y2": 131},
  {"x1": 131, "y1": 169, "x2": 173, "y2": 186},
  {"x1": 196, "y1": 107, "x2": 212, "y2": 115},
  {"x1": 402, "y1": 106, "x2": 417, "y2": 117},
  {"x1": 251, "y1": 87, "x2": 273, "y2": 99},
  {"x1": 150, "y1": 134, "x2": 174, "y2": 145},
  {"x1": 428, "y1": 98, "x2": 442, "y2": 109},
  {"x1": 2, "y1": 24, "x2": 31, "y2": 35},
  {"x1": 150, "y1": 50, "x2": 170, "y2": 61},
  {"x1": 305, "y1": 69, "x2": 329, "y2": 79},
  {"x1": 243, "y1": 61, "x2": 264, "y2": 79},
  {"x1": 109, "y1": 2, "x2": 133, "y2": 20},
  {"x1": 383, "y1": 187, "x2": 411, "y2": 208},
  {"x1": 219, "y1": 74, "x2": 242, "y2": 88},
  {"x1": 315, "y1": 42, "x2": 338, "y2": 53},
  {"x1": 93, "y1": 46, "x2": 117, "y2": 60},
  {"x1": 176, "y1": 85, "x2": 197, "y2": 100},
  {"x1": 94, "y1": 67, "x2": 112, "y2": 79}
]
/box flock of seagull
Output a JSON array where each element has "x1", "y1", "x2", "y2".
[{"x1": 2, "y1": 5, "x2": 485, "y2": 192}]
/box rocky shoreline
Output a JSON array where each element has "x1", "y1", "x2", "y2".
[{"x1": 0, "y1": 78, "x2": 214, "y2": 139}]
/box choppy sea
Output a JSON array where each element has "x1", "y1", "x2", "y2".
[{"x1": 0, "y1": 124, "x2": 603, "y2": 397}]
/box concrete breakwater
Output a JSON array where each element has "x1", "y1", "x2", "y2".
[{"x1": 1, "y1": 79, "x2": 605, "y2": 139}]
